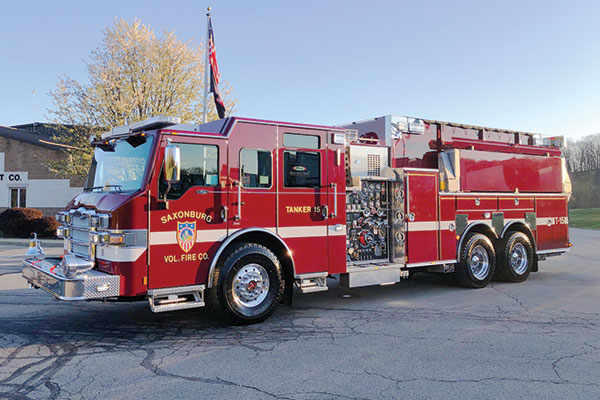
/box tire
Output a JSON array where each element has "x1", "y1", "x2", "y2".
[
  {"x1": 495, "y1": 231, "x2": 533, "y2": 283},
  {"x1": 206, "y1": 243, "x2": 284, "y2": 325},
  {"x1": 455, "y1": 233, "x2": 496, "y2": 288}
]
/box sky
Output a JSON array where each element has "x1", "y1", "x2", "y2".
[{"x1": 1, "y1": 0, "x2": 599, "y2": 139}]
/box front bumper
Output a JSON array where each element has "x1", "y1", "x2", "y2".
[{"x1": 22, "y1": 257, "x2": 120, "y2": 300}]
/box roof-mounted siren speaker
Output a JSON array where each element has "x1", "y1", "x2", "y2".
[
  {"x1": 345, "y1": 129, "x2": 359, "y2": 143},
  {"x1": 408, "y1": 118, "x2": 425, "y2": 134},
  {"x1": 391, "y1": 116, "x2": 425, "y2": 137}
]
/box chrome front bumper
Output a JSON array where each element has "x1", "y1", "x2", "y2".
[{"x1": 22, "y1": 257, "x2": 120, "y2": 300}]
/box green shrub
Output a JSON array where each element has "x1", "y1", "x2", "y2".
[{"x1": 0, "y1": 208, "x2": 57, "y2": 238}]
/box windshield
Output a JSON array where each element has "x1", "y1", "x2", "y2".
[{"x1": 86, "y1": 135, "x2": 154, "y2": 192}]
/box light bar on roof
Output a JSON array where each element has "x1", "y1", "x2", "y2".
[{"x1": 101, "y1": 116, "x2": 181, "y2": 139}]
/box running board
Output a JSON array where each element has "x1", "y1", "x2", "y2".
[
  {"x1": 341, "y1": 264, "x2": 409, "y2": 288},
  {"x1": 295, "y1": 274, "x2": 328, "y2": 293},
  {"x1": 147, "y1": 284, "x2": 205, "y2": 313}
]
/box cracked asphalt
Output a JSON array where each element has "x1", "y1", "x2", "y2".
[{"x1": 0, "y1": 228, "x2": 598, "y2": 399}]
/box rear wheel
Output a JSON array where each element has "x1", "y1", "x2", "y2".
[
  {"x1": 495, "y1": 231, "x2": 533, "y2": 282},
  {"x1": 455, "y1": 233, "x2": 496, "y2": 288},
  {"x1": 207, "y1": 243, "x2": 284, "y2": 325}
]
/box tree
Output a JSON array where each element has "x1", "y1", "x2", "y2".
[
  {"x1": 564, "y1": 133, "x2": 600, "y2": 173},
  {"x1": 47, "y1": 18, "x2": 236, "y2": 179},
  {"x1": 564, "y1": 133, "x2": 600, "y2": 209}
]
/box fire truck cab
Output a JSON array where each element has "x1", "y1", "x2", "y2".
[{"x1": 22, "y1": 115, "x2": 572, "y2": 324}]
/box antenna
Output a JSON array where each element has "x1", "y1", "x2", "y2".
[{"x1": 32, "y1": 89, "x2": 36, "y2": 122}]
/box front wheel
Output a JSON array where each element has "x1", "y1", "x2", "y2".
[
  {"x1": 455, "y1": 233, "x2": 496, "y2": 288},
  {"x1": 495, "y1": 231, "x2": 533, "y2": 282},
  {"x1": 207, "y1": 243, "x2": 284, "y2": 325}
]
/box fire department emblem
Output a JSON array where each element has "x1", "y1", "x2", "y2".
[{"x1": 177, "y1": 221, "x2": 196, "y2": 253}]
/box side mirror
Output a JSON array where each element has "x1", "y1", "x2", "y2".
[{"x1": 164, "y1": 141, "x2": 181, "y2": 184}]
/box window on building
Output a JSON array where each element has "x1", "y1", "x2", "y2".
[
  {"x1": 159, "y1": 143, "x2": 219, "y2": 200},
  {"x1": 283, "y1": 151, "x2": 320, "y2": 188},
  {"x1": 283, "y1": 133, "x2": 320, "y2": 149},
  {"x1": 240, "y1": 149, "x2": 272, "y2": 188},
  {"x1": 10, "y1": 188, "x2": 26, "y2": 208}
]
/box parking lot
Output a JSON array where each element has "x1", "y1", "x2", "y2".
[{"x1": 0, "y1": 228, "x2": 598, "y2": 399}]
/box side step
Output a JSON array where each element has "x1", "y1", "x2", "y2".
[
  {"x1": 147, "y1": 284, "x2": 205, "y2": 313},
  {"x1": 295, "y1": 273, "x2": 328, "y2": 293},
  {"x1": 341, "y1": 264, "x2": 409, "y2": 288}
]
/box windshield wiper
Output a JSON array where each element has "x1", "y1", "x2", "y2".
[{"x1": 84, "y1": 185, "x2": 123, "y2": 193}]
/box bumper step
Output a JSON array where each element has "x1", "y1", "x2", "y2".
[
  {"x1": 147, "y1": 285, "x2": 205, "y2": 313},
  {"x1": 295, "y1": 274, "x2": 328, "y2": 293}
]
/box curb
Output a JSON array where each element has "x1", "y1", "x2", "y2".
[{"x1": 0, "y1": 239, "x2": 64, "y2": 248}]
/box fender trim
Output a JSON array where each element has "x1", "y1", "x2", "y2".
[
  {"x1": 456, "y1": 221, "x2": 497, "y2": 261},
  {"x1": 500, "y1": 220, "x2": 535, "y2": 240},
  {"x1": 206, "y1": 228, "x2": 295, "y2": 288}
]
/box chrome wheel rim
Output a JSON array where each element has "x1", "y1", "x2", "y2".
[
  {"x1": 232, "y1": 263, "x2": 270, "y2": 307},
  {"x1": 469, "y1": 245, "x2": 490, "y2": 280},
  {"x1": 510, "y1": 243, "x2": 528, "y2": 275}
]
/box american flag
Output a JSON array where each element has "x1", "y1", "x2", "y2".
[{"x1": 208, "y1": 17, "x2": 226, "y2": 119}]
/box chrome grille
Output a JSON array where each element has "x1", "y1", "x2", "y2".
[
  {"x1": 71, "y1": 228, "x2": 89, "y2": 243},
  {"x1": 65, "y1": 207, "x2": 96, "y2": 260},
  {"x1": 71, "y1": 214, "x2": 90, "y2": 228},
  {"x1": 71, "y1": 242, "x2": 92, "y2": 258}
]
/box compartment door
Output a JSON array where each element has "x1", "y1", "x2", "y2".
[{"x1": 406, "y1": 172, "x2": 439, "y2": 265}]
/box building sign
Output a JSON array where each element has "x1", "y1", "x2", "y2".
[
  {"x1": 0, "y1": 173, "x2": 24, "y2": 182},
  {"x1": 0, "y1": 152, "x2": 82, "y2": 211}
]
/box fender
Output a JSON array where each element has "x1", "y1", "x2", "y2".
[
  {"x1": 456, "y1": 221, "x2": 498, "y2": 261},
  {"x1": 206, "y1": 227, "x2": 296, "y2": 288},
  {"x1": 500, "y1": 220, "x2": 535, "y2": 241}
]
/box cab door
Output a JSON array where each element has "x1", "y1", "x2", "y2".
[
  {"x1": 277, "y1": 129, "x2": 329, "y2": 275},
  {"x1": 227, "y1": 122, "x2": 277, "y2": 233},
  {"x1": 148, "y1": 136, "x2": 227, "y2": 289}
]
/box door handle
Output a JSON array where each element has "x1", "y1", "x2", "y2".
[
  {"x1": 330, "y1": 182, "x2": 337, "y2": 218},
  {"x1": 221, "y1": 206, "x2": 228, "y2": 222},
  {"x1": 233, "y1": 181, "x2": 242, "y2": 221},
  {"x1": 321, "y1": 205, "x2": 329, "y2": 220},
  {"x1": 196, "y1": 189, "x2": 209, "y2": 194}
]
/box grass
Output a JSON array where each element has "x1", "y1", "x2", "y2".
[{"x1": 569, "y1": 208, "x2": 600, "y2": 230}]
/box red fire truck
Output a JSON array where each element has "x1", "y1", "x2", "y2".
[{"x1": 22, "y1": 115, "x2": 572, "y2": 324}]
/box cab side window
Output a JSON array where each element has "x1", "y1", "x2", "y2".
[
  {"x1": 241, "y1": 149, "x2": 272, "y2": 188},
  {"x1": 283, "y1": 151, "x2": 320, "y2": 188},
  {"x1": 159, "y1": 143, "x2": 219, "y2": 200}
]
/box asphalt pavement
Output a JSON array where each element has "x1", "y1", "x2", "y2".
[
  {"x1": 0, "y1": 241, "x2": 63, "y2": 291},
  {"x1": 0, "y1": 229, "x2": 598, "y2": 399}
]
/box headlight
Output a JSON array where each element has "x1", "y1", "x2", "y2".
[
  {"x1": 98, "y1": 214, "x2": 110, "y2": 228},
  {"x1": 56, "y1": 212, "x2": 70, "y2": 224},
  {"x1": 57, "y1": 226, "x2": 69, "y2": 239},
  {"x1": 89, "y1": 231, "x2": 100, "y2": 244},
  {"x1": 90, "y1": 213, "x2": 110, "y2": 228}
]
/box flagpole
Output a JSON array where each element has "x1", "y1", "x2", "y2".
[{"x1": 202, "y1": 7, "x2": 211, "y2": 124}]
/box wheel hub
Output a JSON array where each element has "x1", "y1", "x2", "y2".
[
  {"x1": 232, "y1": 264, "x2": 270, "y2": 307},
  {"x1": 469, "y1": 245, "x2": 490, "y2": 280},
  {"x1": 510, "y1": 243, "x2": 528, "y2": 275}
]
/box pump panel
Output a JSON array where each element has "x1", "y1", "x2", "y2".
[{"x1": 346, "y1": 181, "x2": 389, "y2": 261}]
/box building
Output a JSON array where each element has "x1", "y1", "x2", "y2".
[{"x1": 0, "y1": 124, "x2": 84, "y2": 216}]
